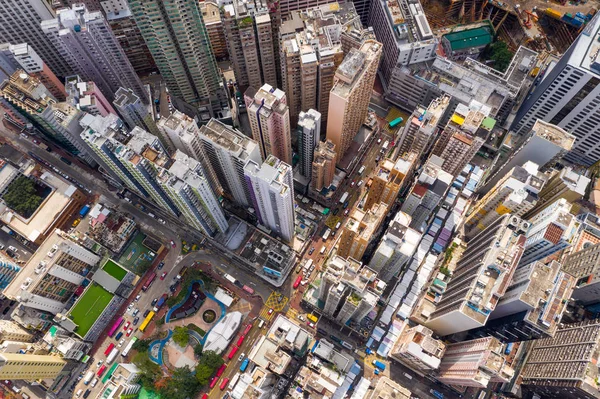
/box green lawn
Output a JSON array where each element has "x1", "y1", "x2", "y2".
[
  {"x1": 102, "y1": 259, "x2": 127, "y2": 281},
  {"x1": 69, "y1": 283, "x2": 113, "y2": 338}
]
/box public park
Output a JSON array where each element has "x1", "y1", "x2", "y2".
[{"x1": 127, "y1": 263, "x2": 254, "y2": 399}]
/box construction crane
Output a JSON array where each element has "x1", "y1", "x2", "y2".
[{"x1": 523, "y1": 10, "x2": 538, "y2": 28}]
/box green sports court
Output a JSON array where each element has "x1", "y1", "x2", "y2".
[
  {"x1": 117, "y1": 232, "x2": 157, "y2": 275},
  {"x1": 68, "y1": 283, "x2": 113, "y2": 338}
]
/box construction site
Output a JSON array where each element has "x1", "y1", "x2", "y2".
[{"x1": 423, "y1": 0, "x2": 598, "y2": 53}]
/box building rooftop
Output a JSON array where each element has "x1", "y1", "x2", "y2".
[
  {"x1": 113, "y1": 87, "x2": 139, "y2": 108},
  {"x1": 331, "y1": 40, "x2": 381, "y2": 97},
  {"x1": 567, "y1": 13, "x2": 600, "y2": 76},
  {"x1": 0, "y1": 168, "x2": 80, "y2": 243},
  {"x1": 199, "y1": 118, "x2": 258, "y2": 158},
  {"x1": 378, "y1": 0, "x2": 435, "y2": 47},
  {"x1": 367, "y1": 376, "x2": 412, "y2": 399},
  {"x1": 493, "y1": 261, "x2": 575, "y2": 337},
  {"x1": 203, "y1": 311, "x2": 242, "y2": 354},
  {"x1": 530, "y1": 119, "x2": 576, "y2": 150},
  {"x1": 0, "y1": 70, "x2": 54, "y2": 114},
  {"x1": 521, "y1": 320, "x2": 600, "y2": 390},
  {"x1": 266, "y1": 314, "x2": 312, "y2": 355},
  {"x1": 311, "y1": 339, "x2": 353, "y2": 373},
  {"x1": 4, "y1": 229, "x2": 100, "y2": 304},
  {"x1": 443, "y1": 26, "x2": 493, "y2": 51},
  {"x1": 248, "y1": 335, "x2": 291, "y2": 375}
]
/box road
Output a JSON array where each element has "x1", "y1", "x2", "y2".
[{"x1": 286, "y1": 121, "x2": 393, "y2": 316}]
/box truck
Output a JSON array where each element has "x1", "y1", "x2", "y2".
[
  {"x1": 106, "y1": 348, "x2": 120, "y2": 364},
  {"x1": 341, "y1": 341, "x2": 353, "y2": 350},
  {"x1": 79, "y1": 205, "x2": 91, "y2": 217},
  {"x1": 322, "y1": 228, "x2": 331, "y2": 241},
  {"x1": 372, "y1": 360, "x2": 386, "y2": 371},
  {"x1": 339, "y1": 192, "x2": 349, "y2": 205},
  {"x1": 83, "y1": 371, "x2": 94, "y2": 385},
  {"x1": 382, "y1": 141, "x2": 389, "y2": 151},
  {"x1": 153, "y1": 293, "x2": 168, "y2": 312}
]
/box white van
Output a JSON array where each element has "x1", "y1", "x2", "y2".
[
  {"x1": 258, "y1": 319, "x2": 265, "y2": 329},
  {"x1": 320, "y1": 246, "x2": 326, "y2": 255},
  {"x1": 90, "y1": 378, "x2": 98, "y2": 388},
  {"x1": 76, "y1": 389, "x2": 84, "y2": 397}
]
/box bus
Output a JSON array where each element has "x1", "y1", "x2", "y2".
[
  {"x1": 339, "y1": 192, "x2": 349, "y2": 205},
  {"x1": 243, "y1": 323, "x2": 253, "y2": 336},
  {"x1": 389, "y1": 117, "x2": 403, "y2": 128},
  {"x1": 103, "y1": 343, "x2": 115, "y2": 356},
  {"x1": 142, "y1": 272, "x2": 157, "y2": 291},
  {"x1": 139, "y1": 311, "x2": 155, "y2": 332},
  {"x1": 236, "y1": 335, "x2": 245, "y2": 347},
  {"x1": 358, "y1": 165, "x2": 365, "y2": 175},
  {"x1": 322, "y1": 228, "x2": 331, "y2": 241},
  {"x1": 121, "y1": 337, "x2": 138, "y2": 357},
  {"x1": 293, "y1": 275, "x2": 302, "y2": 289},
  {"x1": 106, "y1": 348, "x2": 120, "y2": 364},
  {"x1": 240, "y1": 358, "x2": 250, "y2": 372},
  {"x1": 228, "y1": 345, "x2": 239, "y2": 360},
  {"x1": 97, "y1": 365, "x2": 107, "y2": 377},
  {"x1": 229, "y1": 373, "x2": 240, "y2": 389},
  {"x1": 216, "y1": 364, "x2": 227, "y2": 377},
  {"x1": 220, "y1": 378, "x2": 229, "y2": 390},
  {"x1": 107, "y1": 317, "x2": 124, "y2": 338}
]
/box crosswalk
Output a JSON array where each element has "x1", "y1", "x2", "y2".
[{"x1": 259, "y1": 291, "x2": 288, "y2": 321}]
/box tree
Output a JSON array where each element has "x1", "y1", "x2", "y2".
[
  {"x1": 199, "y1": 350, "x2": 224, "y2": 369},
  {"x1": 132, "y1": 338, "x2": 150, "y2": 352},
  {"x1": 172, "y1": 326, "x2": 189, "y2": 347},
  {"x1": 158, "y1": 367, "x2": 201, "y2": 399},
  {"x1": 3, "y1": 176, "x2": 43, "y2": 217},
  {"x1": 482, "y1": 41, "x2": 514, "y2": 72},
  {"x1": 195, "y1": 363, "x2": 214, "y2": 386},
  {"x1": 132, "y1": 352, "x2": 161, "y2": 390},
  {"x1": 194, "y1": 343, "x2": 203, "y2": 358}
]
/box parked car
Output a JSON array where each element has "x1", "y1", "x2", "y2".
[
  {"x1": 160, "y1": 272, "x2": 167, "y2": 280},
  {"x1": 157, "y1": 262, "x2": 165, "y2": 270},
  {"x1": 133, "y1": 317, "x2": 140, "y2": 325},
  {"x1": 126, "y1": 328, "x2": 133, "y2": 337}
]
